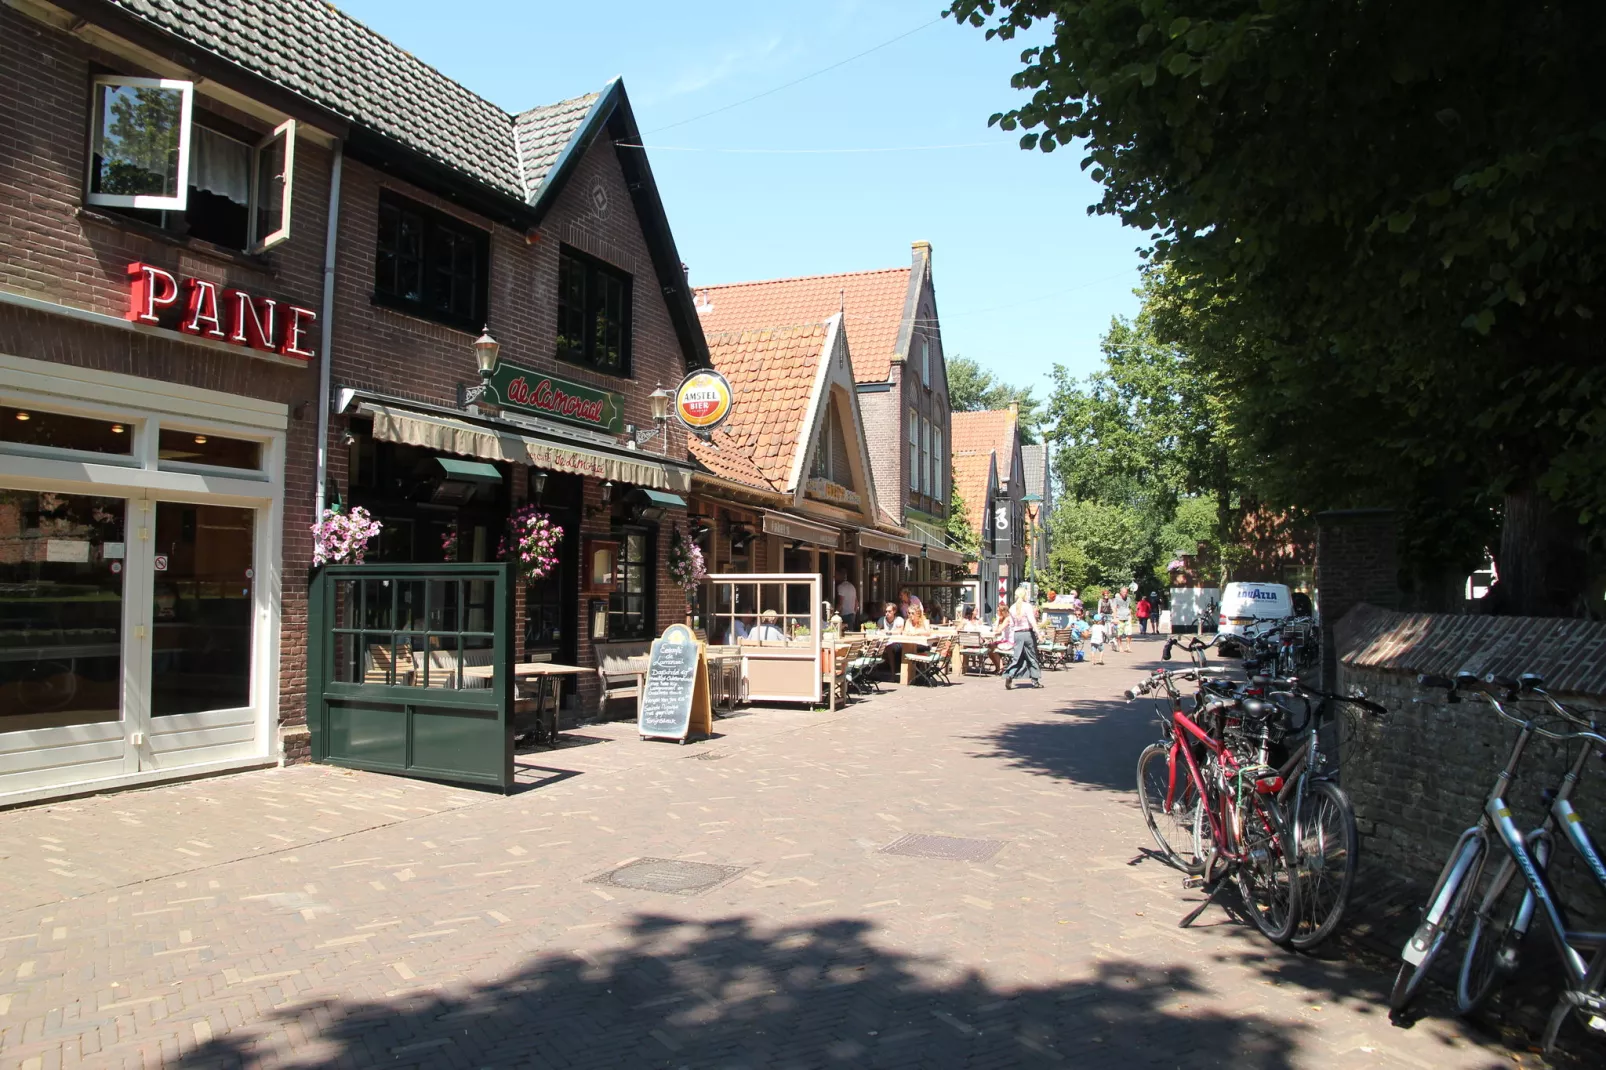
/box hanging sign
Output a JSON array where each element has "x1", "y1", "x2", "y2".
[
  {"x1": 673, "y1": 369, "x2": 733, "y2": 434},
  {"x1": 488, "y1": 361, "x2": 626, "y2": 435},
  {"x1": 638, "y1": 623, "x2": 712, "y2": 743}
]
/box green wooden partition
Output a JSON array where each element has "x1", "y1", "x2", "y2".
[{"x1": 307, "y1": 563, "x2": 515, "y2": 790}]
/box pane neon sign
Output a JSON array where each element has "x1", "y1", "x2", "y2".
[{"x1": 125, "y1": 261, "x2": 317, "y2": 362}]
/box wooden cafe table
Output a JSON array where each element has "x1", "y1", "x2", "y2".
[{"x1": 462, "y1": 662, "x2": 588, "y2": 746}]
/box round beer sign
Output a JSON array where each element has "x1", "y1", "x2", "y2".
[{"x1": 673, "y1": 369, "x2": 733, "y2": 433}]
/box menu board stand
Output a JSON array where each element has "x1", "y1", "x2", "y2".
[{"x1": 638, "y1": 623, "x2": 712, "y2": 743}]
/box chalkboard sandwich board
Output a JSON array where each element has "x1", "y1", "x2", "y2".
[{"x1": 639, "y1": 623, "x2": 712, "y2": 743}]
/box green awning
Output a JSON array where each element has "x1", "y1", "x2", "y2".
[
  {"x1": 638, "y1": 489, "x2": 687, "y2": 508},
  {"x1": 433, "y1": 457, "x2": 503, "y2": 483}
]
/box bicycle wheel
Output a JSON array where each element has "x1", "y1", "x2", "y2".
[
  {"x1": 1456, "y1": 855, "x2": 1529, "y2": 1016},
  {"x1": 1390, "y1": 839, "x2": 1484, "y2": 1015},
  {"x1": 1235, "y1": 793, "x2": 1301, "y2": 945},
  {"x1": 1137, "y1": 742, "x2": 1203, "y2": 874},
  {"x1": 1289, "y1": 779, "x2": 1358, "y2": 951}
]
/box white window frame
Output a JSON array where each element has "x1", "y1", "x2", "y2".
[
  {"x1": 920, "y1": 337, "x2": 930, "y2": 386},
  {"x1": 919, "y1": 418, "x2": 931, "y2": 496},
  {"x1": 249, "y1": 119, "x2": 297, "y2": 252},
  {"x1": 86, "y1": 76, "x2": 195, "y2": 212},
  {"x1": 908, "y1": 408, "x2": 919, "y2": 491},
  {"x1": 932, "y1": 427, "x2": 943, "y2": 503}
]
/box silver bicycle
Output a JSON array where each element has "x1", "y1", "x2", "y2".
[{"x1": 1389, "y1": 672, "x2": 1606, "y2": 1051}]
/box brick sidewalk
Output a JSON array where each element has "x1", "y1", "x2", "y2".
[{"x1": 0, "y1": 639, "x2": 1539, "y2": 1068}]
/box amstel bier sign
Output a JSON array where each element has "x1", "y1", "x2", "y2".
[
  {"x1": 487, "y1": 361, "x2": 625, "y2": 435},
  {"x1": 673, "y1": 369, "x2": 733, "y2": 434}
]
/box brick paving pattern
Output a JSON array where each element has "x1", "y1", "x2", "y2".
[{"x1": 0, "y1": 639, "x2": 1541, "y2": 1067}]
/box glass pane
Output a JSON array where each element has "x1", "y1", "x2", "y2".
[
  {"x1": 333, "y1": 631, "x2": 357, "y2": 684},
  {"x1": 398, "y1": 634, "x2": 427, "y2": 687},
  {"x1": 713, "y1": 582, "x2": 732, "y2": 613},
  {"x1": 184, "y1": 125, "x2": 250, "y2": 249},
  {"x1": 1, "y1": 406, "x2": 132, "y2": 454},
  {"x1": 157, "y1": 428, "x2": 261, "y2": 469},
  {"x1": 427, "y1": 579, "x2": 459, "y2": 632},
  {"x1": 361, "y1": 633, "x2": 406, "y2": 685},
  {"x1": 0, "y1": 491, "x2": 125, "y2": 732},
  {"x1": 150, "y1": 503, "x2": 255, "y2": 716},
  {"x1": 361, "y1": 579, "x2": 392, "y2": 629},
  {"x1": 254, "y1": 131, "x2": 286, "y2": 240},
  {"x1": 91, "y1": 82, "x2": 184, "y2": 199},
  {"x1": 395, "y1": 580, "x2": 425, "y2": 632},
  {"x1": 626, "y1": 532, "x2": 646, "y2": 562}
]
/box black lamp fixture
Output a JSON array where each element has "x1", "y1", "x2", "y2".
[
  {"x1": 530, "y1": 470, "x2": 548, "y2": 502},
  {"x1": 623, "y1": 382, "x2": 675, "y2": 453},
  {"x1": 458, "y1": 326, "x2": 501, "y2": 409},
  {"x1": 601, "y1": 480, "x2": 613, "y2": 503}
]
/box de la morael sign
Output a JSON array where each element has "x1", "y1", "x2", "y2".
[
  {"x1": 125, "y1": 261, "x2": 318, "y2": 362},
  {"x1": 487, "y1": 360, "x2": 625, "y2": 435}
]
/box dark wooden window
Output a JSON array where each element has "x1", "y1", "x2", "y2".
[
  {"x1": 557, "y1": 245, "x2": 631, "y2": 377},
  {"x1": 608, "y1": 526, "x2": 653, "y2": 639},
  {"x1": 373, "y1": 191, "x2": 488, "y2": 331}
]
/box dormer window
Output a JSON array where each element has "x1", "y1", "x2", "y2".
[
  {"x1": 87, "y1": 76, "x2": 296, "y2": 252},
  {"x1": 557, "y1": 246, "x2": 632, "y2": 377}
]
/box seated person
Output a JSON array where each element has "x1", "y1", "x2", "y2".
[
  {"x1": 724, "y1": 616, "x2": 752, "y2": 644},
  {"x1": 904, "y1": 605, "x2": 933, "y2": 636},
  {"x1": 877, "y1": 602, "x2": 905, "y2": 672},
  {"x1": 958, "y1": 605, "x2": 983, "y2": 631},
  {"x1": 750, "y1": 609, "x2": 787, "y2": 642}
]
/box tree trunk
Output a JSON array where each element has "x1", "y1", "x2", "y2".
[{"x1": 1491, "y1": 488, "x2": 1587, "y2": 617}]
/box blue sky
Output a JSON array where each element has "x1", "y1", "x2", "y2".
[{"x1": 336, "y1": 1, "x2": 1145, "y2": 397}]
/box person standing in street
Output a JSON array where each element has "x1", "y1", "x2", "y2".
[
  {"x1": 1086, "y1": 617, "x2": 1108, "y2": 664},
  {"x1": 1135, "y1": 594, "x2": 1152, "y2": 635},
  {"x1": 1111, "y1": 588, "x2": 1133, "y2": 652},
  {"x1": 835, "y1": 566, "x2": 858, "y2": 630},
  {"x1": 1003, "y1": 586, "x2": 1042, "y2": 689}
]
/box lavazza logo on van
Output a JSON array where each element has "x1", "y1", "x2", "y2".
[{"x1": 1243, "y1": 589, "x2": 1281, "y2": 601}]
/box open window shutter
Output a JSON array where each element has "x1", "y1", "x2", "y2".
[
  {"x1": 249, "y1": 119, "x2": 296, "y2": 252},
  {"x1": 86, "y1": 76, "x2": 195, "y2": 211}
]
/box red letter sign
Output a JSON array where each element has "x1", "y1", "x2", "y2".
[
  {"x1": 225, "y1": 289, "x2": 278, "y2": 351},
  {"x1": 180, "y1": 279, "x2": 227, "y2": 339},
  {"x1": 125, "y1": 262, "x2": 179, "y2": 324},
  {"x1": 279, "y1": 305, "x2": 317, "y2": 360}
]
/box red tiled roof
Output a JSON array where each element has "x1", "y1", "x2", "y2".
[
  {"x1": 689, "y1": 427, "x2": 783, "y2": 494},
  {"x1": 694, "y1": 268, "x2": 911, "y2": 382},
  {"x1": 950, "y1": 451, "x2": 995, "y2": 539},
  {"x1": 694, "y1": 324, "x2": 828, "y2": 492},
  {"x1": 950, "y1": 409, "x2": 1018, "y2": 460}
]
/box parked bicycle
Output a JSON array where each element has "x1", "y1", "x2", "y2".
[
  {"x1": 1128, "y1": 667, "x2": 1302, "y2": 944},
  {"x1": 1390, "y1": 672, "x2": 1606, "y2": 1051}
]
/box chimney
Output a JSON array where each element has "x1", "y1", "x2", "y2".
[
  {"x1": 912, "y1": 240, "x2": 931, "y2": 267},
  {"x1": 1009, "y1": 401, "x2": 1020, "y2": 417}
]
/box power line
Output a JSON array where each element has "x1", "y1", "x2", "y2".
[{"x1": 642, "y1": 17, "x2": 945, "y2": 136}]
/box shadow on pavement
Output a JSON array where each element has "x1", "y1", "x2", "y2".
[
  {"x1": 175, "y1": 912, "x2": 1320, "y2": 1069},
  {"x1": 971, "y1": 694, "x2": 1167, "y2": 793}
]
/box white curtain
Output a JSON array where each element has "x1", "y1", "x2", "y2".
[{"x1": 191, "y1": 125, "x2": 250, "y2": 204}]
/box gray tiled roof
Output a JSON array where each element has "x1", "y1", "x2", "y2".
[
  {"x1": 1021, "y1": 443, "x2": 1048, "y2": 500},
  {"x1": 107, "y1": 0, "x2": 596, "y2": 203}
]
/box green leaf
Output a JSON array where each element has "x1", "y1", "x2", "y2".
[
  {"x1": 1169, "y1": 16, "x2": 1191, "y2": 38},
  {"x1": 1020, "y1": 132, "x2": 1039, "y2": 151},
  {"x1": 1387, "y1": 210, "x2": 1416, "y2": 233},
  {"x1": 1168, "y1": 53, "x2": 1192, "y2": 76}
]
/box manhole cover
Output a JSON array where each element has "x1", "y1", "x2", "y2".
[
  {"x1": 588, "y1": 858, "x2": 747, "y2": 895},
  {"x1": 880, "y1": 834, "x2": 1006, "y2": 862}
]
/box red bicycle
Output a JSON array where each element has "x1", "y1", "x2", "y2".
[{"x1": 1128, "y1": 668, "x2": 1302, "y2": 944}]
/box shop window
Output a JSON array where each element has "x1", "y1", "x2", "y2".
[
  {"x1": 87, "y1": 76, "x2": 296, "y2": 252},
  {"x1": 608, "y1": 527, "x2": 653, "y2": 640},
  {"x1": 557, "y1": 245, "x2": 631, "y2": 377},
  {"x1": 373, "y1": 191, "x2": 489, "y2": 331},
  {"x1": 0, "y1": 406, "x2": 132, "y2": 456},
  {"x1": 0, "y1": 490, "x2": 126, "y2": 734},
  {"x1": 150, "y1": 503, "x2": 255, "y2": 716},
  {"x1": 157, "y1": 428, "x2": 262, "y2": 471}
]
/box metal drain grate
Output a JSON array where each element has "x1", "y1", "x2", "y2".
[
  {"x1": 687, "y1": 750, "x2": 726, "y2": 761},
  {"x1": 587, "y1": 858, "x2": 747, "y2": 896},
  {"x1": 880, "y1": 834, "x2": 1006, "y2": 862}
]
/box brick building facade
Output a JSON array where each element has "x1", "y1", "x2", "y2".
[{"x1": 0, "y1": 0, "x2": 703, "y2": 803}]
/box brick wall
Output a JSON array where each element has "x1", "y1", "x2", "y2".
[
  {"x1": 1335, "y1": 604, "x2": 1606, "y2": 924},
  {"x1": 1315, "y1": 509, "x2": 1399, "y2": 685}
]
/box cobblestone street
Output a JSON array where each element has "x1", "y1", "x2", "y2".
[{"x1": 0, "y1": 639, "x2": 1523, "y2": 1069}]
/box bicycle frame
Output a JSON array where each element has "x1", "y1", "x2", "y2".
[{"x1": 1165, "y1": 701, "x2": 1279, "y2": 867}]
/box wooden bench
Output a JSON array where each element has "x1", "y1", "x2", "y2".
[{"x1": 595, "y1": 639, "x2": 652, "y2": 720}]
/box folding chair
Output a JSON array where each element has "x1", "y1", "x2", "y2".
[
  {"x1": 957, "y1": 631, "x2": 989, "y2": 675},
  {"x1": 847, "y1": 637, "x2": 883, "y2": 694},
  {"x1": 906, "y1": 637, "x2": 953, "y2": 687}
]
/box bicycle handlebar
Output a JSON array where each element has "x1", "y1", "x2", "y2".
[{"x1": 1418, "y1": 672, "x2": 1606, "y2": 745}]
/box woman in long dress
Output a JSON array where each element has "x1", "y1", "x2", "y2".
[{"x1": 1002, "y1": 586, "x2": 1041, "y2": 689}]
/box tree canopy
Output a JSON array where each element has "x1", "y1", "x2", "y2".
[
  {"x1": 949, "y1": 0, "x2": 1606, "y2": 614},
  {"x1": 947, "y1": 354, "x2": 1043, "y2": 443}
]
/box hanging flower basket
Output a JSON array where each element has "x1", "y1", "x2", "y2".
[
  {"x1": 501, "y1": 505, "x2": 563, "y2": 582},
  {"x1": 311, "y1": 506, "x2": 382, "y2": 566},
  {"x1": 667, "y1": 526, "x2": 707, "y2": 594},
  {"x1": 441, "y1": 520, "x2": 459, "y2": 562}
]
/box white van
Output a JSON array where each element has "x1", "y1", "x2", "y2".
[{"x1": 1217, "y1": 582, "x2": 1294, "y2": 646}]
